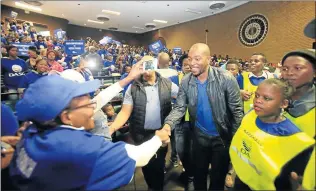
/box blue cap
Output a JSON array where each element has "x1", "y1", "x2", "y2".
[{"x1": 16, "y1": 75, "x2": 100, "y2": 123}]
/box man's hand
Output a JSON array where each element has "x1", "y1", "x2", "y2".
[
  {"x1": 126, "y1": 61, "x2": 144, "y2": 80},
  {"x1": 155, "y1": 128, "x2": 170, "y2": 144},
  {"x1": 240, "y1": 90, "x2": 253, "y2": 101},
  {"x1": 1, "y1": 136, "x2": 21, "y2": 146},
  {"x1": 1, "y1": 136, "x2": 20, "y2": 169},
  {"x1": 290, "y1": 172, "x2": 303, "y2": 190},
  {"x1": 161, "y1": 124, "x2": 171, "y2": 136}
]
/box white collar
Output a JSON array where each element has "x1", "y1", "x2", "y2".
[
  {"x1": 59, "y1": 125, "x2": 85, "y2": 131},
  {"x1": 249, "y1": 71, "x2": 268, "y2": 78}
]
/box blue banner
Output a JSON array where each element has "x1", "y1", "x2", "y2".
[
  {"x1": 64, "y1": 40, "x2": 85, "y2": 55},
  {"x1": 173, "y1": 47, "x2": 182, "y2": 54},
  {"x1": 12, "y1": 43, "x2": 34, "y2": 57},
  {"x1": 54, "y1": 29, "x2": 66, "y2": 40},
  {"x1": 149, "y1": 40, "x2": 164, "y2": 54}
]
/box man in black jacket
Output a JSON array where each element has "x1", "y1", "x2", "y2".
[{"x1": 162, "y1": 43, "x2": 243, "y2": 190}]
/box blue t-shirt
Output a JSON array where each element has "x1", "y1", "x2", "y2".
[
  {"x1": 103, "y1": 60, "x2": 113, "y2": 68},
  {"x1": 10, "y1": 125, "x2": 136, "y2": 191},
  {"x1": 18, "y1": 71, "x2": 47, "y2": 89},
  {"x1": 256, "y1": 117, "x2": 301, "y2": 136},
  {"x1": 195, "y1": 79, "x2": 218, "y2": 136},
  {"x1": 1, "y1": 58, "x2": 28, "y2": 89},
  {"x1": 34, "y1": 41, "x2": 47, "y2": 49},
  {"x1": 237, "y1": 73, "x2": 274, "y2": 89},
  {"x1": 1, "y1": 103, "x2": 19, "y2": 136},
  {"x1": 30, "y1": 31, "x2": 36, "y2": 40}
]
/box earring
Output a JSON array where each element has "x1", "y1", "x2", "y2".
[{"x1": 69, "y1": 122, "x2": 73, "y2": 126}]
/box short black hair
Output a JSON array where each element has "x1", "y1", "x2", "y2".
[
  {"x1": 226, "y1": 59, "x2": 239, "y2": 67},
  {"x1": 252, "y1": 53, "x2": 268, "y2": 63},
  {"x1": 6, "y1": 45, "x2": 17, "y2": 52},
  {"x1": 28, "y1": 46, "x2": 37, "y2": 53},
  {"x1": 179, "y1": 54, "x2": 188, "y2": 65}
]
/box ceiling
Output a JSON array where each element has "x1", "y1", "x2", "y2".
[{"x1": 1, "y1": 1, "x2": 248, "y2": 34}]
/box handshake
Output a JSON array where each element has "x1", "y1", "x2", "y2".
[{"x1": 155, "y1": 124, "x2": 171, "y2": 146}]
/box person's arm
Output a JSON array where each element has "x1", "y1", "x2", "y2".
[
  {"x1": 109, "y1": 85, "x2": 133, "y2": 135},
  {"x1": 86, "y1": 128, "x2": 169, "y2": 190},
  {"x1": 93, "y1": 62, "x2": 143, "y2": 112},
  {"x1": 224, "y1": 73, "x2": 244, "y2": 135},
  {"x1": 163, "y1": 76, "x2": 188, "y2": 130}
]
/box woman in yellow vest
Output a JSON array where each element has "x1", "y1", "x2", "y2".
[
  {"x1": 238, "y1": 53, "x2": 275, "y2": 113},
  {"x1": 230, "y1": 78, "x2": 315, "y2": 190},
  {"x1": 280, "y1": 49, "x2": 315, "y2": 138}
]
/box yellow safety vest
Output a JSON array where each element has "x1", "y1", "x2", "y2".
[
  {"x1": 284, "y1": 108, "x2": 315, "y2": 138},
  {"x1": 230, "y1": 110, "x2": 315, "y2": 190},
  {"x1": 302, "y1": 147, "x2": 315, "y2": 190},
  {"x1": 179, "y1": 72, "x2": 190, "y2": 121},
  {"x1": 242, "y1": 72, "x2": 274, "y2": 113}
]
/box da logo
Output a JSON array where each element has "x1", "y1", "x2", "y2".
[
  {"x1": 12, "y1": 65, "x2": 23, "y2": 72},
  {"x1": 241, "y1": 139, "x2": 252, "y2": 158}
]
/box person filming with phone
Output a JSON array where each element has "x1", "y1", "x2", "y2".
[{"x1": 109, "y1": 55, "x2": 179, "y2": 191}]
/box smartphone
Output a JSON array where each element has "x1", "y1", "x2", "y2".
[{"x1": 143, "y1": 58, "x2": 158, "y2": 71}]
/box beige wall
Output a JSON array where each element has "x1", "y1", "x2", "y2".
[{"x1": 153, "y1": 1, "x2": 315, "y2": 63}]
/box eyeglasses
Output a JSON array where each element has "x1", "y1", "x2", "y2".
[{"x1": 65, "y1": 100, "x2": 97, "y2": 113}]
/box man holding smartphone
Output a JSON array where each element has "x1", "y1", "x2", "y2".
[{"x1": 109, "y1": 56, "x2": 178, "y2": 191}]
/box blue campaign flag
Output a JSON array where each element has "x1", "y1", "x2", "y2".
[
  {"x1": 99, "y1": 36, "x2": 112, "y2": 45},
  {"x1": 173, "y1": 47, "x2": 182, "y2": 54},
  {"x1": 149, "y1": 40, "x2": 164, "y2": 54},
  {"x1": 64, "y1": 40, "x2": 85, "y2": 55},
  {"x1": 12, "y1": 43, "x2": 34, "y2": 57},
  {"x1": 54, "y1": 29, "x2": 66, "y2": 40}
]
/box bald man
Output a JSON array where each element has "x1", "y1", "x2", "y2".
[{"x1": 162, "y1": 43, "x2": 243, "y2": 190}]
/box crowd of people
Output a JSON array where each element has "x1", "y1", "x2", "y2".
[{"x1": 1, "y1": 16, "x2": 315, "y2": 191}]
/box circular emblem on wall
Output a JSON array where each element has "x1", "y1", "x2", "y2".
[{"x1": 238, "y1": 14, "x2": 268, "y2": 47}]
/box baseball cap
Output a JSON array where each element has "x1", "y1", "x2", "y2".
[
  {"x1": 281, "y1": 49, "x2": 315, "y2": 68},
  {"x1": 16, "y1": 75, "x2": 100, "y2": 123}
]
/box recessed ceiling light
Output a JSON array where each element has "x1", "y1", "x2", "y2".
[
  {"x1": 108, "y1": 27, "x2": 118, "y2": 30},
  {"x1": 62, "y1": 14, "x2": 64, "y2": 16},
  {"x1": 132, "y1": 26, "x2": 145, "y2": 30},
  {"x1": 184, "y1": 8, "x2": 201, "y2": 14},
  {"x1": 153, "y1": 19, "x2": 168, "y2": 24},
  {"x1": 145, "y1": 23, "x2": 156, "y2": 29},
  {"x1": 97, "y1": 15, "x2": 110, "y2": 22},
  {"x1": 84, "y1": 24, "x2": 87, "y2": 26},
  {"x1": 23, "y1": 1, "x2": 43, "y2": 6},
  {"x1": 209, "y1": 1, "x2": 226, "y2": 10},
  {"x1": 15, "y1": 2, "x2": 42, "y2": 12},
  {"x1": 87, "y1": 19, "x2": 104, "y2": 24},
  {"x1": 102, "y1": 9, "x2": 120, "y2": 16},
  {"x1": 136, "y1": 31, "x2": 138, "y2": 32}
]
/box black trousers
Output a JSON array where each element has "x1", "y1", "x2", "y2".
[
  {"x1": 142, "y1": 145, "x2": 168, "y2": 191},
  {"x1": 192, "y1": 127, "x2": 230, "y2": 191}
]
